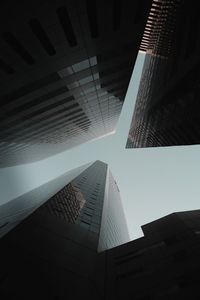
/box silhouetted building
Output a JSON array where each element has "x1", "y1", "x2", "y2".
[
  {"x1": 0, "y1": 160, "x2": 129, "y2": 299},
  {"x1": 105, "y1": 209, "x2": 200, "y2": 299},
  {"x1": 1, "y1": 204, "x2": 200, "y2": 299},
  {"x1": 0, "y1": 0, "x2": 152, "y2": 166},
  {"x1": 127, "y1": 0, "x2": 200, "y2": 148}
]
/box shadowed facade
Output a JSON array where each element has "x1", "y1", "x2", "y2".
[
  {"x1": 1, "y1": 205, "x2": 200, "y2": 299},
  {"x1": 0, "y1": 160, "x2": 129, "y2": 299},
  {"x1": 104, "y1": 209, "x2": 200, "y2": 299},
  {"x1": 0, "y1": 0, "x2": 152, "y2": 166},
  {"x1": 127, "y1": 0, "x2": 200, "y2": 148}
]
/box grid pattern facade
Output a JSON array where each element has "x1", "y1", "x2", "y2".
[
  {"x1": 140, "y1": 0, "x2": 180, "y2": 56},
  {"x1": 126, "y1": 0, "x2": 200, "y2": 148},
  {"x1": 40, "y1": 182, "x2": 86, "y2": 223},
  {"x1": 72, "y1": 160, "x2": 108, "y2": 236},
  {"x1": 71, "y1": 160, "x2": 129, "y2": 250},
  {"x1": 23, "y1": 160, "x2": 129, "y2": 251},
  {"x1": 98, "y1": 170, "x2": 129, "y2": 251},
  {"x1": 39, "y1": 160, "x2": 108, "y2": 237},
  {"x1": 0, "y1": 162, "x2": 90, "y2": 238},
  {"x1": 0, "y1": 0, "x2": 152, "y2": 166}
]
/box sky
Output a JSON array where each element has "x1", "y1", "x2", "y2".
[{"x1": 0, "y1": 52, "x2": 200, "y2": 240}]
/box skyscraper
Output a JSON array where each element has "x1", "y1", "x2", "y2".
[
  {"x1": 38, "y1": 160, "x2": 130, "y2": 250},
  {"x1": 0, "y1": 160, "x2": 129, "y2": 299},
  {"x1": 126, "y1": 0, "x2": 200, "y2": 148},
  {"x1": 0, "y1": 160, "x2": 129, "y2": 245},
  {"x1": 0, "y1": 0, "x2": 152, "y2": 166}
]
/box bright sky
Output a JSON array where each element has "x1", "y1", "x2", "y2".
[{"x1": 1, "y1": 52, "x2": 200, "y2": 240}]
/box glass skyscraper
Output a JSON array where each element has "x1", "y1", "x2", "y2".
[
  {"x1": 0, "y1": 0, "x2": 152, "y2": 166},
  {"x1": 126, "y1": 0, "x2": 200, "y2": 148},
  {"x1": 0, "y1": 160, "x2": 129, "y2": 299},
  {"x1": 0, "y1": 160, "x2": 129, "y2": 246},
  {"x1": 33, "y1": 160, "x2": 130, "y2": 251}
]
